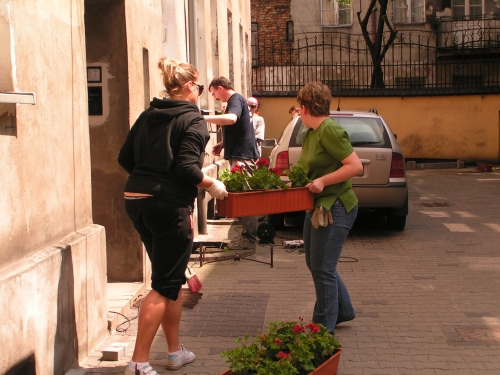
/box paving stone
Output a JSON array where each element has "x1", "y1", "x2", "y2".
[{"x1": 74, "y1": 168, "x2": 500, "y2": 375}]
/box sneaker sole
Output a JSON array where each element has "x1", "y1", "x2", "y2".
[{"x1": 165, "y1": 356, "x2": 195, "y2": 371}]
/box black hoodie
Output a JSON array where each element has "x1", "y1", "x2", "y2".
[{"x1": 118, "y1": 98, "x2": 210, "y2": 209}]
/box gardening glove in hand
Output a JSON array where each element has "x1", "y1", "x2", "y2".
[
  {"x1": 206, "y1": 179, "x2": 228, "y2": 200},
  {"x1": 311, "y1": 206, "x2": 333, "y2": 229}
]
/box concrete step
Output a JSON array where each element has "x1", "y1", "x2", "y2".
[{"x1": 107, "y1": 282, "x2": 147, "y2": 333}]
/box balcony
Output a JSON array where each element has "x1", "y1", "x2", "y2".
[{"x1": 435, "y1": 15, "x2": 500, "y2": 54}]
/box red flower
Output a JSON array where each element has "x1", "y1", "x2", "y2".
[
  {"x1": 277, "y1": 352, "x2": 290, "y2": 360},
  {"x1": 255, "y1": 157, "x2": 269, "y2": 168},
  {"x1": 306, "y1": 323, "x2": 319, "y2": 333},
  {"x1": 293, "y1": 324, "x2": 304, "y2": 333},
  {"x1": 230, "y1": 164, "x2": 244, "y2": 174},
  {"x1": 273, "y1": 338, "x2": 282, "y2": 346}
]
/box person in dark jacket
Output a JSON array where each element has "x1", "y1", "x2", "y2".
[{"x1": 118, "y1": 57, "x2": 227, "y2": 375}]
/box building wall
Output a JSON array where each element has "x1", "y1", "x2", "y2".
[
  {"x1": 0, "y1": 1, "x2": 107, "y2": 374},
  {"x1": 256, "y1": 95, "x2": 500, "y2": 163},
  {"x1": 85, "y1": 0, "x2": 164, "y2": 282},
  {"x1": 159, "y1": 0, "x2": 253, "y2": 234}
]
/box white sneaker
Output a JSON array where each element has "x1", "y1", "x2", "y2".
[
  {"x1": 166, "y1": 345, "x2": 195, "y2": 370},
  {"x1": 124, "y1": 363, "x2": 159, "y2": 375}
]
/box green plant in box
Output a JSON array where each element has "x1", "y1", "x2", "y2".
[
  {"x1": 221, "y1": 317, "x2": 341, "y2": 375},
  {"x1": 218, "y1": 165, "x2": 251, "y2": 193},
  {"x1": 247, "y1": 158, "x2": 288, "y2": 190},
  {"x1": 285, "y1": 161, "x2": 311, "y2": 188}
]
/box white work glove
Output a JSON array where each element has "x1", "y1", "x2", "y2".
[
  {"x1": 311, "y1": 206, "x2": 333, "y2": 229},
  {"x1": 206, "y1": 179, "x2": 228, "y2": 200}
]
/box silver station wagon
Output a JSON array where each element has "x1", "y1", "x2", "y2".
[{"x1": 268, "y1": 110, "x2": 408, "y2": 230}]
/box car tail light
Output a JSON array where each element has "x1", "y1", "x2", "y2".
[
  {"x1": 275, "y1": 151, "x2": 289, "y2": 175},
  {"x1": 390, "y1": 152, "x2": 405, "y2": 178}
]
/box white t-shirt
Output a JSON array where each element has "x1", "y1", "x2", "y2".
[{"x1": 253, "y1": 114, "x2": 265, "y2": 156}]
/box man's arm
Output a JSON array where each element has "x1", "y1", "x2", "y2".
[{"x1": 204, "y1": 113, "x2": 238, "y2": 125}]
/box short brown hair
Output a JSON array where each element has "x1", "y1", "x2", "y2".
[
  {"x1": 297, "y1": 82, "x2": 332, "y2": 117},
  {"x1": 209, "y1": 76, "x2": 233, "y2": 91}
]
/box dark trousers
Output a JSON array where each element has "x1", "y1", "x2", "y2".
[{"x1": 125, "y1": 197, "x2": 193, "y2": 301}]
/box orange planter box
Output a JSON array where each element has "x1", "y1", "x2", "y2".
[
  {"x1": 220, "y1": 348, "x2": 342, "y2": 375},
  {"x1": 216, "y1": 187, "x2": 314, "y2": 217}
]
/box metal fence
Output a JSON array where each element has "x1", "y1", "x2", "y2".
[{"x1": 252, "y1": 19, "x2": 500, "y2": 97}]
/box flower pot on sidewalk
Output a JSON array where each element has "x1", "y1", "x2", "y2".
[
  {"x1": 219, "y1": 348, "x2": 342, "y2": 375},
  {"x1": 216, "y1": 187, "x2": 314, "y2": 217}
]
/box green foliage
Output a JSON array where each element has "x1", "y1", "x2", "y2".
[
  {"x1": 285, "y1": 162, "x2": 311, "y2": 188},
  {"x1": 336, "y1": 0, "x2": 353, "y2": 6},
  {"x1": 219, "y1": 168, "x2": 251, "y2": 193},
  {"x1": 218, "y1": 158, "x2": 287, "y2": 192},
  {"x1": 221, "y1": 318, "x2": 341, "y2": 375},
  {"x1": 247, "y1": 167, "x2": 288, "y2": 190}
]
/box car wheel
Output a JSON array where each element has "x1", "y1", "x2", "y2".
[
  {"x1": 387, "y1": 214, "x2": 406, "y2": 230},
  {"x1": 268, "y1": 213, "x2": 285, "y2": 230}
]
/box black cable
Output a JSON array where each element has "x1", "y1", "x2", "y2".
[{"x1": 108, "y1": 311, "x2": 138, "y2": 333}]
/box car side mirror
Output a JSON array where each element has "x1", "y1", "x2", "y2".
[{"x1": 262, "y1": 138, "x2": 277, "y2": 147}]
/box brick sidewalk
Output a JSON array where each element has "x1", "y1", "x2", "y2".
[{"x1": 78, "y1": 167, "x2": 500, "y2": 375}]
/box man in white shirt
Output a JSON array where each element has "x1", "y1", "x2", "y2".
[{"x1": 247, "y1": 97, "x2": 265, "y2": 157}]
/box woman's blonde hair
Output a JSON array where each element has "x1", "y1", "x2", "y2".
[{"x1": 157, "y1": 57, "x2": 199, "y2": 98}]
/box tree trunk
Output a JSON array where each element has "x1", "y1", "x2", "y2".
[{"x1": 357, "y1": 0, "x2": 397, "y2": 89}]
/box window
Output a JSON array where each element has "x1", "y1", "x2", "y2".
[
  {"x1": 321, "y1": 0, "x2": 352, "y2": 27},
  {"x1": 286, "y1": 20, "x2": 294, "y2": 42},
  {"x1": 393, "y1": 0, "x2": 425, "y2": 23},
  {"x1": 251, "y1": 22, "x2": 258, "y2": 67},
  {"x1": 452, "y1": 0, "x2": 483, "y2": 19}
]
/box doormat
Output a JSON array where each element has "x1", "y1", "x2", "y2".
[{"x1": 182, "y1": 289, "x2": 203, "y2": 309}]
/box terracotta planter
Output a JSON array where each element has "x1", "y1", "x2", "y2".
[
  {"x1": 220, "y1": 348, "x2": 342, "y2": 375},
  {"x1": 216, "y1": 187, "x2": 314, "y2": 217}
]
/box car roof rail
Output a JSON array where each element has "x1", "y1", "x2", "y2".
[{"x1": 369, "y1": 108, "x2": 378, "y2": 114}]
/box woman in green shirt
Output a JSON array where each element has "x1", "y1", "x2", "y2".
[{"x1": 297, "y1": 82, "x2": 363, "y2": 334}]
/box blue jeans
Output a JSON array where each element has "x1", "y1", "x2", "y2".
[{"x1": 303, "y1": 199, "x2": 358, "y2": 333}]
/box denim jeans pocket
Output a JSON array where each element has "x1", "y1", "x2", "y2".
[{"x1": 332, "y1": 199, "x2": 358, "y2": 229}]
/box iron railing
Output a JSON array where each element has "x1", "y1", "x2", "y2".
[
  {"x1": 435, "y1": 15, "x2": 500, "y2": 50},
  {"x1": 252, "y1": 20, "x2": 500, "y2": 97}
]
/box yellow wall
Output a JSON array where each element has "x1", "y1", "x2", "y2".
[{"x1": 256, "y1": 95, "x2": 500, "y2": 163}]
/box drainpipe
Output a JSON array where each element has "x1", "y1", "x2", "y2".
[
  {"x1": 188, "y1": 0, "x2": 207, "y2": 233},
  {"x1": 188, "y1": 0, "x2": 198, "y2": 68}
]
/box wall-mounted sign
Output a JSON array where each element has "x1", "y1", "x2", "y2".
[
  {"x1": 87, "y1": 66, "x2": 102, "y2": 83},
  {"x1": 88, "y1": 86, "x2": 103, "y2": 116}
]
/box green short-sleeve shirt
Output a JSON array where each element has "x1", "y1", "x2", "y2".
[{"x1": 299, "y1": 117, "x2": 358, "y2": 212}]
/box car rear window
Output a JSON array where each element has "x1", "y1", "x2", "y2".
[{"x1": 290, "y1": 116, "x2": 391, "y2": 148}]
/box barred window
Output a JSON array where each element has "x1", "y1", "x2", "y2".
[
  {"x1": 251, "y1": 22, "x2": 258, "y2": 67},
  {"x1": 321, "y1": 0, "x2": 352, "y2": 27}
]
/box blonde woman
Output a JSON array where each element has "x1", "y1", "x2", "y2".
[{"x1": 118, "y1": 58, "x2": 227, "y2": 375}]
